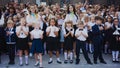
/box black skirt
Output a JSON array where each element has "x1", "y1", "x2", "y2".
[
  {"x1": 46, "y1": 37, "x2": 60, "y2": 51},
  {"x1": 64, "y1": 37, "x2": 73, "y2": 51},
  {"x1": 17, "y1": 38, "x2": 29, "y2": 50}
]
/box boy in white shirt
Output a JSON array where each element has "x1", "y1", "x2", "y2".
[{"x1": 75, "y1": 21, "x2": 92, "y2": 65}]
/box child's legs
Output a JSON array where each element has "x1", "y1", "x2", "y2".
[
  {"x1": 76, "y1": 40, "x2": 80, "y2": 60},
  {"x1": 48, "y1": 51, "x2": 53, "y2": 58},
  {"x1": 81, "y1": 41, "x2": 91, "y2": 62},
  {"x1": 9, "y1": 44, "x2": 15, "y2": 62},
  {"x1": 56, "y1": 51, "x2": 60, "y2": 58}
]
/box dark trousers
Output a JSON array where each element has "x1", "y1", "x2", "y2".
[
  {"x1": 7, "y1": 44, "x2": 15, "y2": 62},
  {"x1": 93, "y1": 41, "x2": 104, "y2": 61},
  {"x1": 76, "y1": 40, "x2": 91, "y2": 62},
  {"x1": 0, "y1": 45, "x2": 1, "y2": 63}
]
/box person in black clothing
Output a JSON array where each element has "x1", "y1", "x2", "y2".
[
  {"x1": 92, "y1": 16, "x2": 107, "y2": 64},
  {"x1": 63, "y1": 21, "x2": 74, "y2": 64},
  {"x1": 109, "y1": 18, "x2": 120, "y2": 63},
  {"x1": 5, "y1": 20, "x2": 16, "y2": 65}
]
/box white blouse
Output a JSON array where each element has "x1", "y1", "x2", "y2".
[
  {"x1": 75, "y1": 28, "x2": 88, "y2": 41},
  {"x1": 30, "y1": 29, "x2": 44, "y2": 39},
  {"x1": 0, "y1": 14, "x2": 4, "y2": 26},
  {"x1": 46, "y1": 26, "x2": 59, "y2": 37},
  {"x1": 16, "y1": 26, "x2": 29, "y2": 38}
]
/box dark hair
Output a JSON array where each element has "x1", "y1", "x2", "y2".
[
  {"x1": 49, "y1": 18, "x2": 58, "y2": 26},
  {"x1": 67, "y1": 5, "x2": 76, "y2": 14},
  {"x1": 67, "y1": 5, "x2": 78, "y2": 19},
  {"x1": 95, "y1": 16, "x2": 103, "y2": 21}
]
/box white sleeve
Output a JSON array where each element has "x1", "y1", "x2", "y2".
[
  {"x1": 0, "y1": 15, "x2": 4, "y2": 25},
  {"x1": 75, "y1": 29, "x2": 78, "y2": 36},
  {"x1": 16, "y1": 27, "x2": 20, "y2": 33},
  {"x1": 55, "y1": 27, "x2": 59, "y2": 32},
  {"x1": 26, "y1": 15, "x2": 31, "y2": 24},
  {"x1": 26, "y1": 27, "x2": 29, "y2": 32},
  {"x1": 46, "y1": 27, "x2": 50, "y2": 32},
  {"x1": 63, "y1": 28, "x2": 66, "y2": 35},
  {"x1": 83, "y1": 29, "x2": 88, "y2": 37}
]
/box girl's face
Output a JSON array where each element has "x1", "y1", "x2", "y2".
[
  {"x1": 20, "y1": 19, "x2": 26, "y2": 26},
  {"x1": 69, "y1": 6, "x2": 74, "y2": 12},
  {"x1": 30, "y1": 6, "x2": 36, "y2": 13},
  {"x1": 107, "y1": 17, "x2": 112, "y2": 22},
  {"x1": 50, "y1": 19, "x2": 55, "y2": 26},
  {"x1": 66, "y1": 23, "x2": 72, "y2": 28}
]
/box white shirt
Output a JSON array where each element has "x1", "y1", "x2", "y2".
[
  {"x1": 0, "y1": 15, "x2": 4, "y2": 26},
  {"x1": 30, "y1": 29, "x2": 44, "y2": 39},
  {"x1": 26, "y1": 14, "x2": 42, "y2": 26},
  {"x1": 63, "y1": 27, "x2": 74, "y2": 35},
  {"x1": 105, "y1": 22, "x2": 112, "y2": 28},
  {"x1": 46, "y1": 26, "x2": 59, "y2": 37},
  {"x1": 58, "y1": 19, "x2": 64, "y2": 26},
  {"x1": 75, "y1": 28, "x2": 88, "y2": 41},
  {"x1": 16, "y1": 26, "x2": 29, "y2": 38},
  {"x1": 64, "y1": 14, "x2": 78, "y2": 25}
]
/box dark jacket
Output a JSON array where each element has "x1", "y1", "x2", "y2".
[{"x1": 5, "y1": 27, "x2": 16, "y2": 44}]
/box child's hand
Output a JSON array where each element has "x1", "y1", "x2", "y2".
[
  {"x1": 7, "y1": 31, "x2": 10, "y2": 35},
  {"x1": 99, "y1": 26, "x2": 104, "y2": 30}
]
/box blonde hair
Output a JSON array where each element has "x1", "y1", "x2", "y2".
[
  {"x1": 7, "y1": 20, "x2": 14, "y2": 24},
  {"x1": 65, "y1": 21, "x2": 73, "y2": 28}
]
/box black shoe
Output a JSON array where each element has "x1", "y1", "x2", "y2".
[
  {"x1": 48, "y1": 61, "x2": 53, "y2": 64},
  {"x1": 75, "y1": 59, "x2": 80, "y2": 64},
  {"x1": 70, "y1": 60, "x2": 73, "y2": 64},
  {"x1": 87, "y1": 61, "x2": 93, "y2": 65},
  {"x1": 94, "y1": 61, "x2": 97, "y2": 64},
  {"x1": 115, "y1": 61, "x2": 119, "y2": 63},
  {"x1": 112, "y1": 60, "x2": 116, "y2": 63},
  {"x1": 64, "y1": 60, "x2": 68, "y2": 64},
  {"x1": 100, "y1": 60, "x2": 107, "y2": 64},
  {"x1": 57, "y1": 60, "x2": 62, "y2": 64}
]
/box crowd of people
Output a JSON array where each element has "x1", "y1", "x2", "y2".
[{"x1": 0, "y1": 0, "x2": 120, "y2": 68}]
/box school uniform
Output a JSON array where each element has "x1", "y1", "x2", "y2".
[
  {"x1": 26, "y1": 13, "x2": 42, "y2": 42},
  {"x1": 63, "y1": 27, "x2": 74, "y2": 51},
  {"x1": 46, "y1": 26, "x2": 60, "y2": 51},
  {"x1": 104, "y1": 22, "x2": 112, "y2": 43},
  {"x1": 92, "y1": 24, "x2": 106, "y2": 63},
  {"x1": 110, "y1": 25, "x2": 120, "y2": 51},
  {"x1": 75, "y1": 28, "x2": 91, "y2": 63},
  {"x1": 5, "y1": 27, "x2": 16, "y2": 63},
  {"x1": 109, "y1": 25, "x2": 120, "y2": 62},
  {"x1": 16, "y1": 26, "x2": 29, "y2": 50},
  {"x1": 30, "y1": 29, "x2": 44, "y2": 53}
]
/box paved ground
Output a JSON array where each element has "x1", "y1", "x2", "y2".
[{"x1": 0, "y1": 54, "x2": 120, "y2": 68}]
